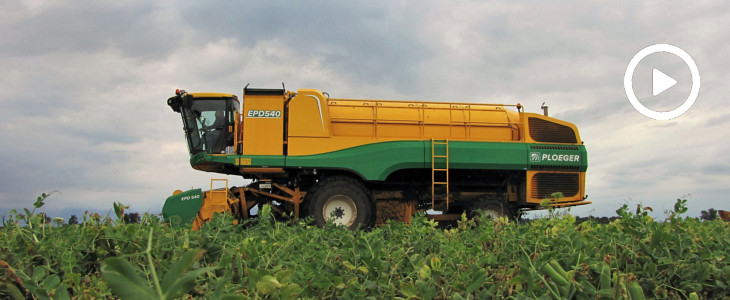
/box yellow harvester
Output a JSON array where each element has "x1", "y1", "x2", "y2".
[{"x1": 163, "y1": 86, "x2": 588, "y2": 229}]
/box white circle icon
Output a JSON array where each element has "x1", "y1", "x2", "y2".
[{"x1": 624, "y1": 44, "x2": 700, "y2": 120}]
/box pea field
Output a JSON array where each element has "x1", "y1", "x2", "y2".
[{"x1": 1, "y1": 195, "x2": 729, "y2": 299}]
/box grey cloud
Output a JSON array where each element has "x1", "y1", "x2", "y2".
[
  {"x1": 705, "y1": 113, "x2": 730, "y2": 127},
  {"x1": 1, "y1": 1, "x2": 180, "y2": 60},
  {"x1": 176, "y1": 1, "x2": 429, "y2": 92},
  {"x1": 1, "y1": 1, "x2": 730, "y2": 220}
]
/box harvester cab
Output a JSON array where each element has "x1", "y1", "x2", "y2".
[
  {"x1": 164, "y1": 91, "x2": 251, "y2": 229},
  {"x1": 167, "y1": 89, "x2": 239, "y2": 156}
]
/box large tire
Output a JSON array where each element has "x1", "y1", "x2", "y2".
[
  {"x1": 307, "y1": 176, "x2": 374, "y2": 230},
  {"x1": 474, "y1": 200, "x2": 517, "y2": 221}
]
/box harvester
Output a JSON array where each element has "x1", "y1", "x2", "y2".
[{"x1": 162, "y1": 86, "x2": 589, "y2": 229}]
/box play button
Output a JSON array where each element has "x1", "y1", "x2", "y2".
[
  {"x1": 624, "y1": 44, "x2": 701, "y2": 120},
  {"x1": 652, "y1": 69, "x2": 677, "y2": 96}
]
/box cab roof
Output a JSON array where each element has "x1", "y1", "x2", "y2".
[{"x1": 189, "y1": 92, "x2": 237, "y2": 99}]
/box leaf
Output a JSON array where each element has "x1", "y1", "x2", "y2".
[
  {"x1": 280, "y1": 283, "x2": 303, "y2": 300},
  {"x1": 32, "y1": 266, "x2": 46, "y2": 282},
  {"x1": 507, "y1": 275, "x2": 527, "y2": 285},
  {"x1": 400, "y1": 283, "x2": 418, "y2": 298},
  {"x1": 415, "y1": 279, "x2": 436, "y2": 299},
  {"x1": 163, "y1": 266, "x2": 215, "y2": 299},
  {"x1": 465, "y1": 269, "x2": 488, "y2": 294},
  {"x1": 113, "y1": 202, "x2": 124, "y2": 220},
  {"x1": 328, "y1": 275, "x2": 343, "y2": 286},
  {"x1": 275, "y1": 269, "x2": 292, "y2": 284},
  {"x1": 627, "y1": 280, "x2": 645, "y2": 300},
  {"x1": 571, "y1": 233, "x2": 583, "y2": 250},
  {"x1": 160, "y1": 249, "x2": 205, "y2": 292},
  {"x1": 430, "y1": 256, "x2": 442, "y2": 271},
  {"x1": 101, "y1": 257, "x2": 157, "y2": 300},
  {"x1": 419, "y1": 264, "x2": 431, "y2": 281},
  {"x1": 257, "y1": 275, "x2": 282, "y2": 295},
  {"x1": 1, "y1": 282, "x2": 25, "y2": 300},
  {"x1": 54, "y1": 287, "x2": 71, "y2": 300},
  {"x1": 219, "y1": 253, "x2": 233, "y2": 267},
  {"x1": 450, "y1": 293, "x2": 467, "y2": 300},
  {"x1": 363, "y1": 280, "x2": 377, "y2": 290},
  {"x1": 209, "y1": 270, "x2": 233, "y2": 300},
  {"x1": 42, "y1": 274, "x2": 60, "y2": 291},
  {"x1": 598, "y1": 263, "x2": 611, "y2": 290},
  {"x1": 342, "y1": 261, "x2": 356, "y2": 270},
  {"x1": 160, "y1": 249, "x2": 215, "y2": 299},
  {"x1": 34, "y1": 195, "x2": 45, "y2": 208}
]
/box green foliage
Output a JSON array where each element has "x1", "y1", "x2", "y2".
[
  {"x1": 1, "y1": 197, "x2": 730, "y2": 299},
  {"x1": 101, "y1": 245, "x2": 213, "y2": 299}
]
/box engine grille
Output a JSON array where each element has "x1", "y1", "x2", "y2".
[
  {"x1": 529, "y1": 145, "x2": 580, "y2": 151},
  {"x1": 530, "y1": 164, "x2": 580, "y2": 171},
  {"x1": 531, "y1": 172, "x2": 579, "y2": 199},
  {"x1": 529, "y1": 118, "x2": 577, "y2": 144}
]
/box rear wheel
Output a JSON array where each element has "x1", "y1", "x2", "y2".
[{"x1": 307, "y1": 176, "x2": 374, "y2": 230}]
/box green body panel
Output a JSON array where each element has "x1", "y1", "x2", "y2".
[
  {"x1": 242, "y1": 155, "x2": 286, "y2": 167},
  {"x1": 286, "y1": 141, "x2": 428, "y2": 180},
  {"x1": 445, "y1": 141, "x2": 528, "y2": 171},
  {"x1": 190, "y1": 153, "x2": 286, "y2": 168},
  {"x1": 189, "y1": 141, "x2": 587, "y2": 181},
  {"x1": 162, "y1": 189, "x2": 203, "y2": 227}
]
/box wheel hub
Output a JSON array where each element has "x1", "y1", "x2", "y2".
[
  {"x1": 333, "y1": 207, "x2": 345, "y2": 219},
  {"x1": 482, "y1": 209, "x2": 502, "y2": 220},
  {"x1": 323, "y1": 195, "x2": 357, "y2": 227}
]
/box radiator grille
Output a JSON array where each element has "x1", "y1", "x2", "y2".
[
  {"x1": 529, "y1": 145, "x2": 580, "y2": 151},
  {"x1": 529, "y1": 118, "x2": 577, "y2": 144},
  {"x1": 531, "y1": 173, "x2": 579, "y2": 199},
  {"x1": 530, "y1": 165, "x2": 580, "y2": 171}
]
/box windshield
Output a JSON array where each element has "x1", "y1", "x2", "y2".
[{"x1": 181, "y1": 99, "x2": 231, "y2": 155}]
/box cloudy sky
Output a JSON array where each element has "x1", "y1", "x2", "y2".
[{"x1": 2, "y1": 0, "x2": 729, "y2": 220}]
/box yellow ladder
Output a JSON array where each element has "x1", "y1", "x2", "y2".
[{"x1": 431, "y1": 139, "x2": 450, "y2": 210}]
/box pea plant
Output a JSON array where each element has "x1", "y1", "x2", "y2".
[{"x1": 1, "y1": 194, "x2": 728, "y2": 299}]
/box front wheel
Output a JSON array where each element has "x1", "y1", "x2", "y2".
[
  {"x1": 307, "y1": 176, "x2": 374, "y2": 230},
  {"x1": 474, "y1": 200, "x2": 517, "y2": 221}
]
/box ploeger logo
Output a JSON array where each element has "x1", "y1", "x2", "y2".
[
  {"x1": 531, "y1": 152, "x2": 581, "y2": 163},
  {"x1": 530, "y1": 152, "x2": 542, "y2": 162},
  {"x1": 247, "y1": 110, "x2": 282, "y2": 118}
]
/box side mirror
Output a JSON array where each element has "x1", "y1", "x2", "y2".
[{"x1": 167, "y1": 96, "x2": 182, "y2": 112}]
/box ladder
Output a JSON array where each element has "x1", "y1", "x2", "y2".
[{"x1": 431, "y1": 139, "x2": 450, "y2": 210}]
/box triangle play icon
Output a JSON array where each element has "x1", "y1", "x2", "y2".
[{"x1": 653, "y1": 69, "x2": 677, "y2": 96}]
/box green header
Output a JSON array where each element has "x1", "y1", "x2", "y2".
[{"x1": 162, "y1": 189, "x2": 203, "y2": 227}]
